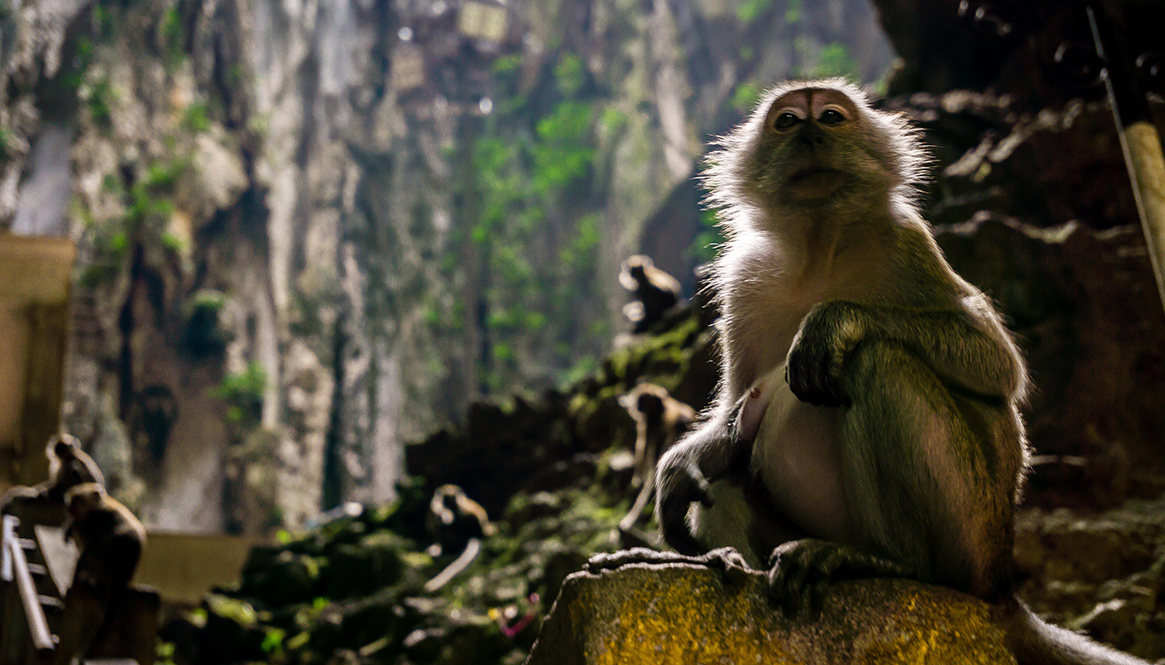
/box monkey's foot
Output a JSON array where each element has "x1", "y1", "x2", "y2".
[
  {"x1": 586, "y1": 547, "x2": 753, "y2": 585},
  {"x1": 767, "y1": 539, "x2": 908, "y2": 617}
]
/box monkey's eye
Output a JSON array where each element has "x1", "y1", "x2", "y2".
[
  {"x1": 773, "y1": 112, "x2": 801, "y2": 130},
  {"x1": 818, "y1": 106, "x2": 849, "y2": 126}
]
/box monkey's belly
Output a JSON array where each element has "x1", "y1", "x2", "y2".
[{"x1": 744, "y1": 366, "x2": 851, "y2": 543}]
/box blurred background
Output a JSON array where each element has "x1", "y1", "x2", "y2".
[{"x1": 2, "y1": 0, "x2": 1165, "y2": 662}]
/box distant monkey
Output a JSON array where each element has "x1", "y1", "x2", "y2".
[
  {"x1": 606, "y1": 80, "x2": 1145, "y2": 665},
  {"x1": 424, "y1": 484, "x2": 496, "y2": 592},
  {"x1": 1, "y1": 433, "x2": 105, "y2": 511},
  {"x1": 44, "y1": 433, "x2": 105, "y2": 502},
  {"x1": 55, "y1": 483, "x2": 146, "y2": 665},
  {"x1": 617, "y1": 384, "x2": 695, "y2": 533},
  {"x1": 63, "y1": 483, "x2": 145, "y2": 592},
  {"x1": 619, "y1": 255, "x2": 682, "y2": 333}
]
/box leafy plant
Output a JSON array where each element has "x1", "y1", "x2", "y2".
[
  {"x1": 738, "y1": 0, "x2": 774, "y2": 23},
  {"x1": 213, "y1": 362, "x2": 267, "y2": 426},
  {"x1": 182, "y1": 102, "x2": 212, "y2": 133},
  {"x1": 732, "y1": 82, "x2": 762, "y2": 113},
  {"x1": 812, "y1": 42, "x2": 859, "y2": 79}
]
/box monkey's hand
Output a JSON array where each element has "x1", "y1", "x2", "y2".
[
  {"x1": 767, "y1": 539, "x2": 910, "y2": 617},
  {"x1": 654, "y1": 445, "x2": 714, "y2": 556},
  {"x1": 785, "y1": 302, "x2": 864, "y2": 407}
]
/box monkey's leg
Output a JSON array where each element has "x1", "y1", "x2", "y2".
[
  {"x1": 631, "y1": 423, "x2": 649, "y2": 489},
  {"x1": 619, "y1": 476, "x2": 655, "y2": 533},
  {"x1": 776, "y1": 340, "x2": 1016, "y2": 612}
]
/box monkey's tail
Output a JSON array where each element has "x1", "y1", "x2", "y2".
[
  {"x1": 423, "y1": 538, "x2": 481, "y2": 592},
  {"x1": 999, "y1": 597, "x2": 1148, "y2": 665}
]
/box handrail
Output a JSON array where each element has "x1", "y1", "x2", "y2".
[{"x1": 2, "y1": 515, "x2": 56, "y2": 655}]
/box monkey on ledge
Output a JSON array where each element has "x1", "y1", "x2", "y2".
[{"x1": 590, "y1": 80, "x2": 1147, "y2": 665}]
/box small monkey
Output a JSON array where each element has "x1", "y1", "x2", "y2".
[
  {"x1": 619, "y1": 255, "x2": 682, "y2": 333},
  {"x1": 627, "y1": 80, "x2": 1146, "y2": 665},
  {"x1": 44, "y1": 433, "x2": 105, "y2": 502},
  {"x1": 1, "y1": 433, "x2": 105, "y2": 512},
  {"x1": 63, "y1": 482, "x2": 145, "y2": 592},
  {"x1": 616, "y1": 383, "x2": 695, "y2": 533},
  {"x1": 55, "y1": 482, "x2": 146, "y2": 665},
  {"x1": 424, "y1": 484, "x2": 496, "y2": 592}
]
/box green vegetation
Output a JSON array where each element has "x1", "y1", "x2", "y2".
[
  {"x1": 464, "y1": 52, "x2": 603, "y2": 392},
  {"x1": 737, "y1": 0, "x2": 774, "y2": 23},
  {"x1": 80, "y1": 157, "x2": 190, "y2": 287},
  {"x1": 182, "y1": 101, "x2": 212, "y2": 133},
  {"x1": 731, "y1": 82, "x2": 762, "y2": 113},
  {"x1": 688, "y1": 208, "x2": 724, "y2": 264},
  {"x1": 87, "y1": 77, "x2": 116, "y2": 129},
  {"x1": 812, "y1": 42, "x2": 859, "y2": 79},
  {"x1": 214, "y1": 361, "x2": 268, "y2": 426},
  {"x1": 159, "y1": 6, "x2": 185, "y2": 69},
  {"x1": 784, "y1": 0, "x2": 803, "y2": 23},
  {"x1": 184, "y1": 290, "x2": 228, "y2": 356}
]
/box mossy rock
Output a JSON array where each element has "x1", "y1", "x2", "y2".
[
  {"x1": 201, "y1": 594, "x2": 268, "y2": 662},
  {"x1": 238, "y1": 547, "x2": 321, "y2": 606},
  {"x1": 527, "y1": 563, "x2": 1016, "y2": 665},
  {"x1": 319, "y1": 531, "x2": 412, "y2": 599}
]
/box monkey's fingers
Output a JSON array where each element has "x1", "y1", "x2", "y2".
[{"x1": 786, "y1": 338, "x2": 851, "y2": 408}]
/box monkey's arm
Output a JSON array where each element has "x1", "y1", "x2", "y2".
[
  {"x1": 787, "y1": 297, "x2": 1025, "y2": 407},
  {"x1": 655, "y1": 400, "x2": 754, "y2": 555}
]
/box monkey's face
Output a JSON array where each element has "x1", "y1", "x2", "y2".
[
  {"x1": 636, "y1": 392, "x2": 666, "y2": 420},
  {"x1": 741, "y1": 84, "x2": 908, "y2": 213}
]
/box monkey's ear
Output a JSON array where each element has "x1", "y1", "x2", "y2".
[{"x1": 618, "y1": 266, "x2": 638, "y2": 291}]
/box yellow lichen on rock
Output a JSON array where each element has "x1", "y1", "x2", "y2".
[{"x1": 527, "y1": 562, "x2": 1017, "y2": 665}]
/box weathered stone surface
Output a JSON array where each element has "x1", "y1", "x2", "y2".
[
  {"x1": 872, "y1": 1, "x2": 1165, "y2": 115},
  {"x1": 936, "y1": 216, "x2": 1165, "y2": 506},
  {"x1": 1014, "y1": 496, "x2": 1165, "y2": 659},
  {"x1": 527, "y1": 564, "x2": 1015, "y2": 665}
]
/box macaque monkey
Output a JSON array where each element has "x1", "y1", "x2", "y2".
[
  {"x1": 617, "y1": 383, "x2": 695, "y2": 533},
  {"x1": 44, "y1": 433, "x2": 105, "y2": 502},
  {"x1": 1, "y1": 433, "x2": 104, "y2": 512},
  {"x1": 55, "y1": 483, "x2": 146, "y2": 665},
  {"x1": 63, "y1": 482, "x2": 145, "y2": 592},
  {"x1": 619, "y1": 255, "x2": 682, "y2": 333},
  {"x1": 424, "y1": 484, "x2": 496, "y2": 592},
  {"x1": 629, "y1": 80, "x2": 1145, "y2": 665}
]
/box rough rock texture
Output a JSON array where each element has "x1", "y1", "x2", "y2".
[
  {"x1": 872, "y1": 1, "x2": 1165, "y2": 114},
  {"x1": 527, "y1": 564, "x2": 1015, "y2": 665},
  {"x1": 1015, "y1": 496, "x2": 1165, "y2": 659}
]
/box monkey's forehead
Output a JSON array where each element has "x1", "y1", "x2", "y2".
[{"x1": 767, "y1": 88, "x2": 860, "y2": 115}]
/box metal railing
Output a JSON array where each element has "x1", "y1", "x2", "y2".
[{"x1": 1, "y1": 515, "x2": 55, "y2": 657}]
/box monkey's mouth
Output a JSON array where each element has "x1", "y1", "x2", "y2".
[{"x1": 789, "y1": 166, "x2": 843, "y2": 183}]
